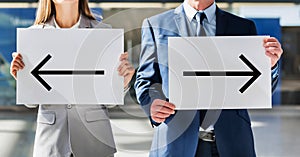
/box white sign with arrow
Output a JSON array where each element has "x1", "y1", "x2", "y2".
[
  {"x1": 17, "y1": 29, "x2": 124, "y2": 105},
  {"x1": 168, "y1": 36, "x2": 271, "y2": 109}
]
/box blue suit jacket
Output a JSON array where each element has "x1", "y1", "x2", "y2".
[{"x1": 135, "y1": 4, "x2": 279, "y2": 157}]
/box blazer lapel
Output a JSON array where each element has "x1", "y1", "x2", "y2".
[
  {"x1": 174, "y1": 4, "x2": 191, "y2": 37},
  {"x1": 79, "y1": 15, "x2": 91, "y2": 28},
  {"x1": 216, "y1": 7, "x2": 228, "y2": 36}
]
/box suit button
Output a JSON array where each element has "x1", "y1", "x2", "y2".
[{"x1": 67, "y1": 104, "x2": 72, "y2": 109}]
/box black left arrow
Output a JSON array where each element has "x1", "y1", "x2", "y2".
[{"x1": 31, "y1": 54, "x2": 105, "y2": 91}]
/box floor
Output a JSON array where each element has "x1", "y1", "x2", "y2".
[{"x1": 0, "y1": 105, "x2": 299, "y2": 157}]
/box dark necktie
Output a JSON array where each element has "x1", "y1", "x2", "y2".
[
  {"x1": 195, "y1": 12, "x2": 206, "y2": 36},
  {"x1": 195, "y1": 13, "x2": 221, "y2": 130},
  {"x1": 195, "y1": 12, "x2": 208, "y2": 127}
]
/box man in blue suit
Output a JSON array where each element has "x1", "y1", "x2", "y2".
[{"x1": 134, "y1": 0, "x2": 283, "y2": 156}]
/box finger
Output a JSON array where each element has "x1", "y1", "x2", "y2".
[
  {"x1": 120, "y1": 66, "x2": 134, "y2": 77},
  {"x1": 264, "y1": 37, "x2": 279, "y2": 43},
  {"x1": 122, "y1": 71, "x2": 130, "y2": 78},
  {"x1": 13, "y1": 59, "x2": 25, "y2": 68},
  {"x1": 153, "y1": 112, "x2": 171, "y2": 119},
  {"x1": 153, "y1": 105, "x2": 175, "y2": 114},
  {"x1": 118, "y1": 63, "x2": 131, "y2": 76},
  {"x1": 10, "y1": 66, "x2": 18, "y2": 79},
  {"x1": 12, "y1": 59, "x2": 25, "y2": 67},
  {"x1": 265, "y1": 51, "x2": 279, "y2": 61},
  {"x1": 10, "y1": 68, "x2": 17, "y2": 74},
  {"x1": 12, "y1": 52, "x2": 18, "y2": 58},
  {"x1": 11, "y1": 71, "x2": 17, "y2": 79},
  {"x1": 263, "y1": 42, "x2": 281, "y2": 48},
  {"x1": 15, "y1": 54, "x2": 23, "y2": 60},
  {"x1": 11, "y1": 62, "x2": 24, "y2": 70},
  {"x1": 123, "y1": 69, "x2": 135, "y2": 87},
  {"x1": 118, "y1": 60, "x2": 129, "y2": 71},
  {"x1": 12, "y1": 52, "x2": 17, "y2": 58},
  {"x1": 265, "y1": 51, "x2": 279, "y2": 67},
  {"x1": 123, "y1": 68, "x2": 135, "y2": 78},
  {"x1": 121, "y1": 68, "x2": 135, "y2": 78},
  {"x1": 152, "y1": 116, "x2": 165, "y2": 123},
  {"x1": 118, "y1": 67, "x2": 127, "y2": 76},
  {"x1": 13, "y1": 55, "x2": 25, "y2": 67},
  {"x1": 12, "y1": 52, "x2": 22, "y2": 59},
  {"x1": 163, "y1": 102, "x2": 176, "y2": 110},
  {"x1": 265, "y1": 47, "x2": 282, "y2": 57},
  {"x1": 154, "y1": 99, "x2": 176, "y2": 110},
  {"x1": 119, "y1": 52, "x2": 128, "y2": 61}
]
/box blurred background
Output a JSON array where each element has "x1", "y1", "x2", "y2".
[{"x1": 0, "y1": 0, "x2": 299, "y2": 157}]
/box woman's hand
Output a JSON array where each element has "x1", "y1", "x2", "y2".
[
  {"x1": 118, "y1": 52, "x2": 135, "y2": 89},
  {"x1": 10, "y1": 52, "x2": 25, "y2": 80}
]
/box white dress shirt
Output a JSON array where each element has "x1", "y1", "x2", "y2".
[
  {"x1": 54, "y1": 15, "x2": 81, "y2": 29},
  {"x1": 183, "y1": 0, "x2": 216, "y2": 36}
]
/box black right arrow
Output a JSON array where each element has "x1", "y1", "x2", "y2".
[{"x1": 183, "y1": 54, "x2": 261, "y2": 93}]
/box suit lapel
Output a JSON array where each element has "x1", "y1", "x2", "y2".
[
  {"x1": 79, "y1": 15, "x2": 91, "y2": 28},
  {"x1": 174, "y1": 4, "x2": 191, "y2": 37},
  {"x1": 216, "y1": 7, "x2": 228, "y2": 36}
]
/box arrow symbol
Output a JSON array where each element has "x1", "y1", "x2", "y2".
[
  {"x1": 183, "y1": 54, "x2": 261, "y2": 93},
  {"x1": 31, "y1": 54, "x2": 105, "y2": 91}
]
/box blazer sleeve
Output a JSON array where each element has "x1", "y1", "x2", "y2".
[
  {"x1": 271, "y1": 63, "x2": 279, "y2": 93},
  {"x1": 134, "y1": 18, "x2": 166, "y2": 125}
]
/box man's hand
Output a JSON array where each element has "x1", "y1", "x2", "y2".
[
  {"x1": 151, "y1": 99, "x2": 176, "y2": 123},
  {"x1": 263, "y1": 37, "x2": 283, "y2": 68}
]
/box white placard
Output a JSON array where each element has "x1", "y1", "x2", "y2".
[
  {"x1": 17, "y1": 28, "x2": 124, "y2": 105},
  {"x1": 168, "y1": 36, "x2": 271, "y2": 109}
]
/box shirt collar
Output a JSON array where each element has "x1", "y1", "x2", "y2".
[
  {"x1": 54, "y1": 15, "x2": 81, "y2": 29},
  {"x1": 183, "y1": 1, "x2": 216, "y2": 24}
]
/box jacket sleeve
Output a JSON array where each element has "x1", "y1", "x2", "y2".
[
  {"x1": 134, "y1": 18, "x2": 166, "y2": 126},
  {"x1": 271, "y1": 63, "x2": 279, "y2": 93}
]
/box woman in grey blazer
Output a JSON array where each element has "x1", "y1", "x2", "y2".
[{"x1": 10, "y1": 0, "x2": 135, "y2": 157}]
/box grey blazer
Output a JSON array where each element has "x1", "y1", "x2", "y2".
[{"x1": 31, "y1": 15, "x2": 116, "y2": 157}]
